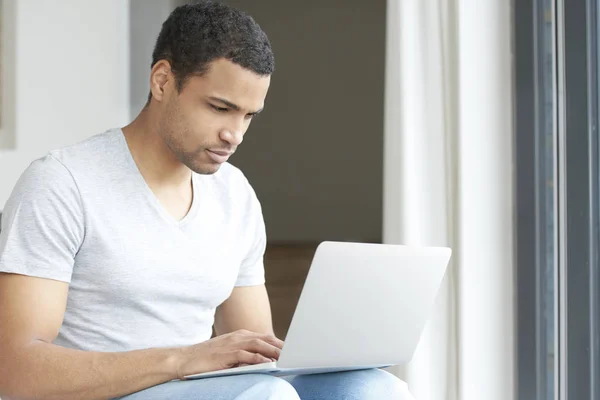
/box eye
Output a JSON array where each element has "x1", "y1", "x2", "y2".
[
  {"x1": 210, "y1": 104, "x2": 229, "y2": 113},
  {"x1": 245, "y1": 113, "x2": 256, "y2": 120}
]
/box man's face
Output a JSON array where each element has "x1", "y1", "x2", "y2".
[{"x1": 157, "y1": 58, "x2": 271, "y2": 174}]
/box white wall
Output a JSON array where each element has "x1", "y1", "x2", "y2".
[
  {"x1": 130, "y1": 0, "x2": 178, "y2": 117},
  {"x1": 0, "y1": 0, "x2": 130, "y2": 208}
]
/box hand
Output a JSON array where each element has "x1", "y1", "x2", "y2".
[{"x1": 174, "y1": 329, "x2": 284, "y2": 379}]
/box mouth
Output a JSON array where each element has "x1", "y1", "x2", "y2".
[{"x1": 206, "y1": 149, "x2": 233, "y2": 164}]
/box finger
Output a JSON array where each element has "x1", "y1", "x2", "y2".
[
  {"x1": 259, "y1": 334, "x2": 285, "y2": 350},
  {"x1": 234, "y1": 330, "x2": 285, "y2": 350},
  {"x1": 230, "y1": 350, "x2": 272, "y2": 366},
  {"x1": 242, "y1": 338, "x2": 282, "y2": 360}
]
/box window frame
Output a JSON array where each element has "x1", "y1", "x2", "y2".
[
  {"x1": 514, "y1": 0, "x2": 557, "y2": 399},
  {"x1": 556, "y1": 0, "x2": 600, "y2": 398}
]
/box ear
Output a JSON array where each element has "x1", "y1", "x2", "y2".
[{"x1": 149, "y1": 60, "x2": 173, "y2": 103}]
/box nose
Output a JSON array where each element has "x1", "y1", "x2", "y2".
[
  {"x1": 219, "y1": 125, "x2": 244, "y2": 147},
  {"x1": 220, "y1": 130, "x2": 243, "y2": 147}
]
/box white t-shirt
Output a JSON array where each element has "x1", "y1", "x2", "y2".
[{"x1": 0, "y1": 129, "x2": 266, "y2": 352}]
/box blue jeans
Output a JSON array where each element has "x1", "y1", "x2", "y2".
[{"x1": 116, "y1": 369, "x2": 415, "y2": 399}]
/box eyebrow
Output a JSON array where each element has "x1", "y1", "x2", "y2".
[{"x1": 208, "y1": 96, "x2": 264, "y2": 115}]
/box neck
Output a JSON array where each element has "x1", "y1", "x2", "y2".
[{"x1": 121, "y1": 108, "x2": 192, "y2": 190}]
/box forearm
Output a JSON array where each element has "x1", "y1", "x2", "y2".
[
  {"x1": 214, "y1": 285, "x2": 275, "y2": 336},
  {"x1": 0, "y1": 341, "x2": 180, "y2": 400}
]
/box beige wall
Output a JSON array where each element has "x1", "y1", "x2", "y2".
[{"x1": 221, "y1": 0, "x2": 386, "y2": 243}]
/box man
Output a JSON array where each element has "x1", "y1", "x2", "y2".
[{"x1": 0, "y1": 2, "x2": 414, "y2": 399}]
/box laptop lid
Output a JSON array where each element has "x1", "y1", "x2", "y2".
[{"x1": 277, "y1": 241, "x2": 451, "y2": 369}]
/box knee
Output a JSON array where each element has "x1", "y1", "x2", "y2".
[
  {"x1": 290, "y1": 369, "x2": 412, "y2": 400},
  {"x1": 242, "y1": 375, "x2": 300, "y2": 400},
  {"x1": 358, "y1": 369, "x2": 412, "y2": 399}
]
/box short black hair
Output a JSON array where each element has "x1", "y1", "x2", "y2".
[{"x1": 150, "y1": 1, "x2": 274, "y2": 95}]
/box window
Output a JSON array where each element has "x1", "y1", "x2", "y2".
[{"x1": 516, "y1": 0, "x2": 600, "y2": 399}]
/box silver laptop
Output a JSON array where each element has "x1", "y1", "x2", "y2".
[{"x1": 185, "y1": 241, "x2": 451, "y2": 380}]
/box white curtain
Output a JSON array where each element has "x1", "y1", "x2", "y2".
[{"x1": 383, "y1": 1, "x2": 515, "y2": 400}]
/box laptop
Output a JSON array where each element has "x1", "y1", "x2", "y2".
[{"x1": 184, "y1": 241, "x2": 451, "y2": 380}]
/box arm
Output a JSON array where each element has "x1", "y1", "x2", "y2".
[
  {"x1": 0, "y1": 273, "x2": 179, "y2": 400},
  {"x1": 214, "y1": 284, "x2": 275, "y2": 336},
  {"x1": 0, "y1": 274, "x2": 282, "y2": 400}
]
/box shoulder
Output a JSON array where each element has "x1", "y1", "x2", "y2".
[
  {"x1": 14, "y1": 154, "x2": 78, "y2": 198},
  {"x1": 48, "y1": 129, "x2": 121, "y2": 171},
  {"x1": 197, "y1": 162, "x2": 263, "y2": 215},
  {"x1": 204, "y1": 163, "x2": 258, "y2": 199},
  {"x1": 7, "y1": 129, "x2": 121, "y2": 211},
  {"x1": 213, "y1": 163, "x2": 252, "y2": 189},
  {"x1": 2, "y1": 154, "x2": 84, "y2": 246}
]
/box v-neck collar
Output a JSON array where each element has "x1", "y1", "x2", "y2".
[{"x1": 117, "y1": 129, "x2": 200, "y2": 228}]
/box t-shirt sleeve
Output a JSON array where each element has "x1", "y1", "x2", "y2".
[
  {"x1": 0, "y1": 155, "x2": 84, "y2": 283},
  {"x1": 234, "y1": 181, "x2": 267, "y2": 287}
]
